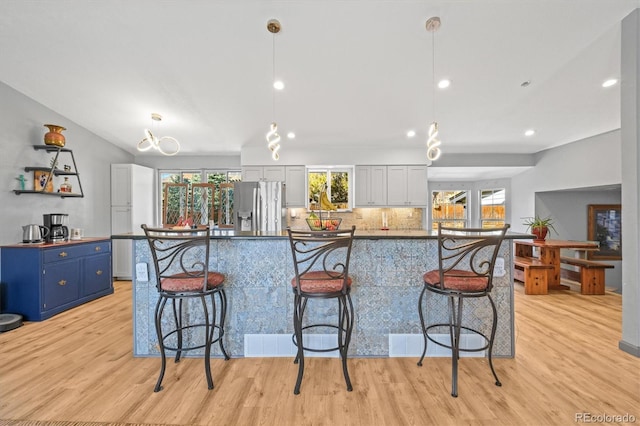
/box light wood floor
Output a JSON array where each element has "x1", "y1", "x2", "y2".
[{"x1": 1, "y1": 281, "x2": 638, "y2": 426}]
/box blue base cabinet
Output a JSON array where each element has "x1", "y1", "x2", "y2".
[{"x1": 1, "y1": 239, "x2": 113, "y2": 321}]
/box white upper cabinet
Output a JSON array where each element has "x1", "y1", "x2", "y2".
[
  {"x1": 241, "y1": 166, "x2": 285, "y2": 182},
  {"x1": 387, "y1": 165, "x2": 427, "y2": 206},
  {"x1": 284, "y1": 166, "x2": 306, "y2": 207},
  {"x1": 355, "y1": 166, "x2": 387, "y2": 207}
]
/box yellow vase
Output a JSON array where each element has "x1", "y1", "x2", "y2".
[{"x1": 44, "y1": 124, "x2": 66, "y2": 147}]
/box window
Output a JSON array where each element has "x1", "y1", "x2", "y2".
[
  {"x1": 480, "y1": 188, "x2": 506, "y2": 229},
  {"x1": 159, "y1": 169, "x2": 240, "y2": 227},
  {"x1": 307, "y1": 167, "x2": 352, "y2": 211},
  {"x1": 431, "y1": 190, "x2": 468, "y2": 229}
]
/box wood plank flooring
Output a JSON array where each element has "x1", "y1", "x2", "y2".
[{"x1": 0, "y1": 281, "x2": 638, "y2": 425}]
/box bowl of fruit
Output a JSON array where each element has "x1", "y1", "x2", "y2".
[{"x1": 306, "y1": 216, "x2": 342, "y2": 231}]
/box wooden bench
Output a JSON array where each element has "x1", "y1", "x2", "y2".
[
  {"x1": 514, "y1": 256, "x2": 554, "y2": 295},
  {"x1": 560, "y1": 256, "x2": 614, "y2": 295}
]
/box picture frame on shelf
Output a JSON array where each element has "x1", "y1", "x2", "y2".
[
  {"x1": 33, "y1": 170, "x2": 53, "y2": 192},
  {"x1": 587, "y1": 204, "x2": 622, "y2": 260}
]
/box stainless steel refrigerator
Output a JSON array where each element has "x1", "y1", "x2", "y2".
[{"x1": 233, "y1": 181, "x2": 286, "y2": 232}]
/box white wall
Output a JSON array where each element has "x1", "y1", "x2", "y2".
[
  {"x1": 242, "y1": 144, "x2": 427, "y2": 166},
  {"x1": 0, "y1": 81, "x2": 133, "y2": 246},
  {"x1": 511, "y1": 130, "x2": 622, "y2": 234}
]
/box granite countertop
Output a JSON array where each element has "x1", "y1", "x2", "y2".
[{"x1": 112, "y1": 229, "x2": 532, "y2": 240}]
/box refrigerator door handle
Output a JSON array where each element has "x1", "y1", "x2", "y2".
[{"x1": 252, "y1": 187, "x2": 259, "y2": 231}]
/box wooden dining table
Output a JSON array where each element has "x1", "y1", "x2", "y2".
[{"x1": 514, "y1": 239, "x2": 599, "y2": 290}]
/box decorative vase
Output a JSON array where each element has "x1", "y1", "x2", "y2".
[
  {"x1": 44, "y1": 124, "x2": 66, "y2": 147},
  {"x1": 532, "y1": 226, "x2": 548, "y2": 241}
]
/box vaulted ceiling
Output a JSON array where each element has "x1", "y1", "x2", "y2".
[{"x1": 1, "y1": 1, "x2": 638, "y2": 171}]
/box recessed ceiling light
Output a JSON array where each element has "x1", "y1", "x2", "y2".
[
  {"x1": 406, "y1": 130, "x2": 416, "y2": 138},
  {"x1": 273, "y1": 80, "x2": 285, "y2": 90},
  {"x1": 287, "y1": 132, "x2": 295, "y2": 139},
  {"x1": 602, "y1": 79, "x2": 618, "y2": 88},
  {"x1": 524, "y1": 129, "x2": 535, "y2": 137},
  {"x1": 521, "y1": 80, "x2": 532, "y2": 87},
  {"x1": 438, "y1": 79, "x2": 451, "y2": 89}
]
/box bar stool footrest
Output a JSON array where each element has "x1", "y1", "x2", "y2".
[
  {"x1": 292, "y1": 323, "x2": 347, "y2": 353},
  {"x1": 425, "y1": 323, "x2": 490, "y2": 353}
]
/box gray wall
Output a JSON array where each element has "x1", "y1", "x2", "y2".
[
  {"x1": 0, "y1": 81, "x2": 133, "y2": 247},
  {"x1": 536, "y1": 188, "x2": 622, "y2": 290}
]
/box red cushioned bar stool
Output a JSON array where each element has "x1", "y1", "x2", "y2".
[
  {"x1": 142, "y1": 224, "x2": 230, "y2": 392},
  {"x1": 287, "y1": 225, "x2": 356, "y2": 395},
  {"x1": 417, "y1": 223, "x2": 510, "y2": 397}
]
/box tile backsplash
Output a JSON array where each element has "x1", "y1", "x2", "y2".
[{"x1": 286, "y1": 207, "x2": 424, "y2": 231}]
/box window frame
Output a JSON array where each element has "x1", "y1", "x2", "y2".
[
  {"x1": 431, "y1": 189, "x2": 469, "y2": 229},
  {"x1": 158, "y1": 168, "x2": 241, "y2": 227},
  {"x1": 479, "y1": 187, "x2": 506, "y2": 229},
  {"x1": 306, "y1": 166, "x2": 354, "y2": 212}
]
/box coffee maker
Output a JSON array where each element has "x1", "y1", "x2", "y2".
[{"x1": 43, "y1": 213, "x2": 69, "y2": 243}]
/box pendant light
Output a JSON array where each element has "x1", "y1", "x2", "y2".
[
  {"x1": 137, "y1": 113, "x2": 180, "y2": 156},
  {"x1": 266, "y1": 19, "x2": 282, "y2": 161},
  {"x1": 426, "y1": 17, "x2": 442, "y2": 161}
]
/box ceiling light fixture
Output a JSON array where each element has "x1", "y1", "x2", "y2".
[
  {"x1": 266, "y1": 18, "x2": 282, "y2": 161},
  {"x1": 426, "y1": 16, "x2": 442, "y2": 162},
  {"x1": 137, "y1": 113, "x2": 180, "y2": 156},
  {"x1": 438, "y1": 79, "x2": 451, "y2": 89},
  {"x1": 602, "y1": 78, "x2": 618, "y2": 88},
  {"x1": 524, "y1": 129, "x2": 535, "y2": 137},
  {"x1": 407, "y1": 130, "x2": 416, "y2": 138}
]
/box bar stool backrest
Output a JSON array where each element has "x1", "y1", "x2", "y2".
[
  {"x1": 287, "y1": 226, "x2": 356, "y2": 296},
  {"x1": 141, "y1": 225, "x2": 212, "y2": 294},
  {"x1": 435, "y1": 224, "x2": 510, "y2": 293}
]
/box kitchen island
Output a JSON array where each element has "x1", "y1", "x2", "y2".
[{"x1": 113, "y1": 229, "x2": 529, "y2": 358}]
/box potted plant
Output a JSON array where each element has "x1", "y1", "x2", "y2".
[{"x1": 523, "y1": 215, "x2": 557, "y2": 241}]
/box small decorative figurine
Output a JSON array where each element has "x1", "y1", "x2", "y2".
[{"x1": 16, "y1": 174, "x2": 27, "y2": 190}]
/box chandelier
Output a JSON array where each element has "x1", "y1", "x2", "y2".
[
  {"x1": 426, "y1": 16, "x2": 442, "y2": 162},
  {"x1": 137, "y1": 113, "x2": 180, "y2": 156},
  {"x1": 266, "y1": 18, "x2": 282, "y2": 161}
]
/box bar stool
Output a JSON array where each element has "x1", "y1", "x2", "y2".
[
  {"x1": 141, "y1": 225, "x2": 230, "y2": 392},
  {"x1": 417, "y1": 223, "x2": 510, "y2": 397},
  {"x1": 287, "y1": 226, "x2": 356, "y2": 395}
]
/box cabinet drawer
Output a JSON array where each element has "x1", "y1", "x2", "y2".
[
  {"x1": 43, "y1": 246, "x2": 85, "y2": 263},
  {"x1": 80, "y1": 241, "x2": 111, "y2": 257}
]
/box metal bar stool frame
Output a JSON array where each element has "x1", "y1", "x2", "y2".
[
  {"x1": 287, "y1": 226, "x2": 356, "y2": 395},
  {"x1": 142, "y1": 225, "x2": 230, "y2": 392},
  {"x1": 418, "y1": 223, "x2": 510, "y2": 397}
]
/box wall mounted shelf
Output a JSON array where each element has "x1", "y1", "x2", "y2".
[{"x1": 13, "y1": 145, "x2": 84, "y2": 198}]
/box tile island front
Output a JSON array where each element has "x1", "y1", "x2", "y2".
[{"x1": 113, "y1": 229, "x2": 529, "y2": 358}]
